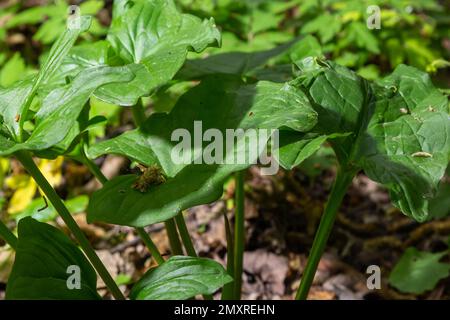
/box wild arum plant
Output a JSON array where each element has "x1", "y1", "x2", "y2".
[
  {"x1": 0, "y1": 0, "x2": 449, "y2": 301},
  {"x1": 85, "y1": 58, "x2": 450, "y2": 302},
  {"x1": 85, "y1": 51, "x2": 450, "y2": 300}
]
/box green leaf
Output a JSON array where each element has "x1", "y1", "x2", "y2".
[
  {"x1": 293, "y1": 59, "x2": 375, "y2": 164},
  {"x1": 251, "y1": 9, "x2": 283, "y2": 35},
  {"x1": 289, "y1": 35, "x2": 322, "y2": 63},
  {"x1": 6, "y1": 217, "x2": 100, "y2": 299},
  {"x1": 0, "y1": 53, "x2": 26, "y2": 87},
  {"x1": 6, "y1": 5, "x2": 64, "y2": 28},
  {"x1": 92, "y1": 0, "x2": 220, "y2": 106},
  {"x1": 277, "y1": 132, "x2": 328, "y2": 170},
  {"x1": 108, "y1": 0, "x2": 220, "y2": 63},
  {"x1": 290, "y1": 61, "x2": 450, "y2": 222},
  {"x1": 79, "y1": 0, "x2": 104, "y2": 15},
  {"x1": 300, "y1": 13, "x2": 341, "y2": 43},
  {"x1": 94, "y1": 63, "x2": 152, "y2": 106},
  {"x1": 389, "y1": 248, "x2": 450, "y2": 294},
  {"x1": 130, "y1": 256, "x2": 232, "y2": 300},
  {"x1": 88, "y1": 76, "x2": 317, "y2": 227},
  {"x1": 0, "y1": 79, "x2": 33, "y2": 141},
  {"x1": 359, "y1": 65, "x2": 450, "y2": 222},
  {"x1": 277, "y1": 132, "x2": 350, "y2": 170},
  {"x1": 35, "y1": 16, "x2": 92, "y2": 88}
]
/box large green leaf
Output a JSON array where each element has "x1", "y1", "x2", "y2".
[
  {"x1": 87, "y1": 76, "x2": 317, "y2": 227},
  {"x1": 359, "y1": 65, "x2": 450, "y2": 222},
  {"x1": 389, "y1": 248, "x2": 450, "y2": 294},
  {"x1": 93, "y1": 0, "x2": 220, "y2": 106},
  {"x1": 130, "y1": 256, "x2": 232, "y2": 300},
  {"x1": 6, "y1": 217, "x2": 100, "y2": 299},
  {"x1": 286, "y1": 60, "x2": 450, "y2": 222},
  {"x1": 108, "y1": 0, "x2": 220, "y2": 64}
]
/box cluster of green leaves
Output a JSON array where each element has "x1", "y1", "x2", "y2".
[
  {"x1": 299, "y1": 0, "x2": 449, "y2": 76},
  {"x1": 0, "y1": 0, "x2": 449, "y2": 300},
  {"x1": 0, "y1": 0, "x2": 131, "y2": 220},
  {"x1": 179, "y1": 0, "x2": 450, "y2": 79}
]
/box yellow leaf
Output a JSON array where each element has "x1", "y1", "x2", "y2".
[
  {"x1": 6, "y1": 174, "x2": 37, "y2": 214},
  {"x1": 342, "y1": 11, "x2": 361, "y2": 23},
  {"x1": 38, "y1": 157, "x2": 63, "y2": 188},
  {"x1": 0, "y1": 157, "x2": 9, "y2": 186},
  {"x1": 5, "y1": 157, "x2": 63, "y2": 215}
]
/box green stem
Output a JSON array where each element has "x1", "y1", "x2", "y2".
[
  {"x1": 0, "y1": 220, "x2": 17, "y2": 250},
  {"x1": 15, "y1": 151, "x2": 125, "y2": 300},
  {"x1": 295, "y1": 168, "x2": 354, "y2": 300},
  {"x1": 165, "y1": 219, "x2": 183, "y2": 255},
  {"x1": 221, "y1": 212, "x2": 234, "y2": 300},
  {"x1": 81, "y1": 151, "x2": 164, "y2": 265},
  {"x1": 174, "y1": 212, "x2": 213, "y2": 300},
  {"x1": 174, "y1": 212, "x2": 197, "y2": 257},
  {"x1": 136, "y1": 228, "x2": 165, "y2": 265},
  {"x1": 82, "y1": 152, "x2": 108, "y2": 185},
  {"x1": 131, "y1": 99, "x2": 146, "y2": 127},
  {"x1": 233, "y1": 170, "x2": 245, "y2": 300}
]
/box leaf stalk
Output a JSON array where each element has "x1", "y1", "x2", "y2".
[
  {"x1": 295, "y1": 168, "x2": 354, "y2": 300},
  {"x1": 0, "y1": 220, "x2": 18, "y2": 250},
  {"x1": 233, "y1": 170, "x2": 245, "y2": 299}
]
